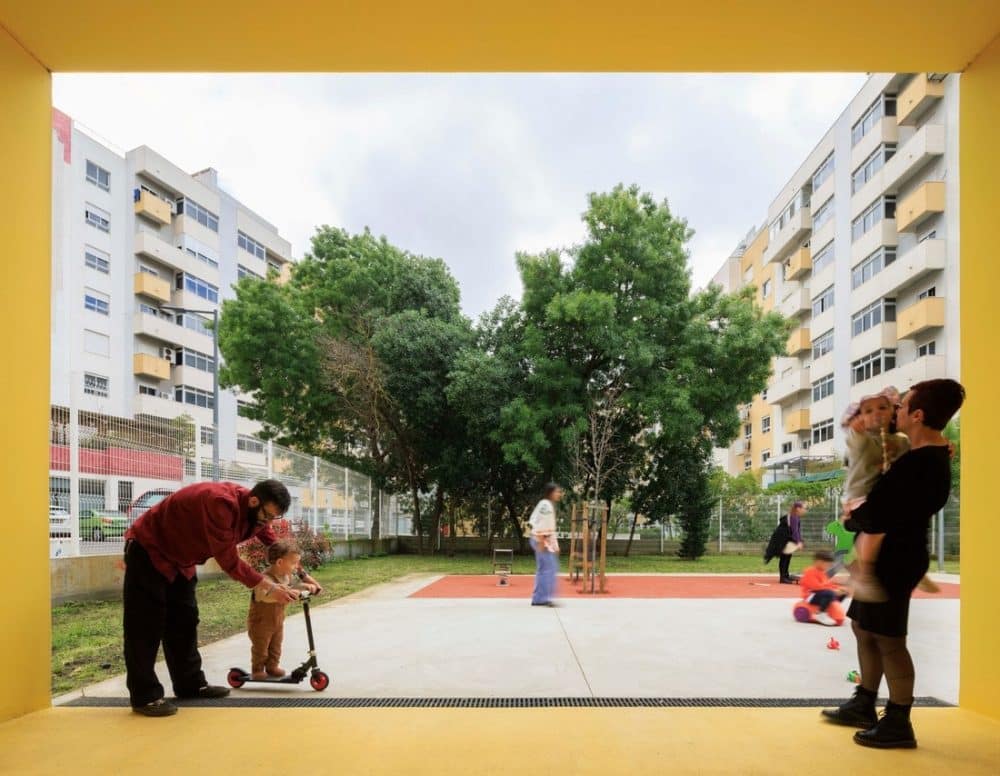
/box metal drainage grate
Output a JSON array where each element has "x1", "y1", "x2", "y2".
[{"x1": 62, "y1": 696, "x2": 954, "y2": 709}]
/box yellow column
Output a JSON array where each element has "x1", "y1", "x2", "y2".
[
  {"x1": 960, "y1": 35, "x2": 1000, "y2": 719},
  {"x1": 0, "y1": 27, "x2": 51, "y2": 721}
]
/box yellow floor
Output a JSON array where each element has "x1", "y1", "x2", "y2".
[{"x1": 1, "y1": 707, "x2": 998, "y2": 774}]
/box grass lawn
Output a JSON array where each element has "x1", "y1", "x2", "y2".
[{"x1": 51, "y1": 551, "x2": 960, "y2": 696}]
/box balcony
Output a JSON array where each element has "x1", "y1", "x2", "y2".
[
  {"x1": 765, "y1": 208, "x2": 811, "y2": 265},
  {"x1": 785, "y1": 246, "x2": 811, "y2": 281},
  {"x1": 895, "y1": 354, "x2": 947, "y2": 390},
  {"x1": 784, "y1": 409, "x2": 810, "y2": 435},
  {"x1": 732, "y1": 438, "x2": 747, "y2": 455},
  {"x1": 134, "y1": 189, "x2": 172, "y2": 225},
  {"x1": 171, "y1": 364, "x2": 214, "y2": 394},
  {"x1": 133, "y1": 271, "x2": 170, "y2": 303},
  {"x1": 135, "y1": 231, "x2": 220, "y2": 283},
  {"x1": 897, "y1": 75, "x2": 945, "y2": 127},
  {"x1": 133, "y1": 353, "x2": 171, "y2": 381},
  {"x1": 852, "y1": 239, "x2": 946, "y2": 310},
  {"x1": 133, "y1": 312, "x2": 214, "y2": 353},
  {"x1": 786, "y1": 327, "x2": 810, "y2": 356},
  {"x1": 852, "y1": 116, "x2": 898, "y2": 169},
  {"x1": 897, "y1": 181, "x2": 945, "y2": 232},
  {"x1": 768, "y1": 368, "x2": 811, "y2": 406},
  {"x1": 134, "y1": 393, "x2": 212, "y2": 427},
  {"x1": 881, "y1": 124, "x2": 945, "y2": 195},
  {"x1": 851, "y1": 219, "x2": 898, "y2": 263},
  {"x1": 850, "y1": 322, "x2": 898, "y2": 360},
  {"x1": 777, "y1": 287, "x2": 811, "y2": 319},
  {"x1": 897, "y1": 296, "x2": 945, "y2": 339}
]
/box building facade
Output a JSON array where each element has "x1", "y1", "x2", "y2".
[
  {"x1": 714, "y1": 72, "x2": 959, "y2": 479},
  {"x1": 50, "y1": 110, "x2": 294, "y2": 482}
]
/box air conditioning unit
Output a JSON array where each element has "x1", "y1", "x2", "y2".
[
  {"x1": 159, "y1": 392, "x2": 171, "y2": 400},
  {"x1": 159, "y1": 347, "x2": 175, "y2": 361}
]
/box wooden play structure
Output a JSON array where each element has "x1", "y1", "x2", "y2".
[{"x1": 567, "y1": 502, "x2": 608, "y2": 594}]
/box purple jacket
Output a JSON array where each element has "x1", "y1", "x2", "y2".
[{"x1": 789, "y1": 513, "x2": 802, "y2": 544}]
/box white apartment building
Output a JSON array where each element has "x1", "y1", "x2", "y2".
[
  {"x1": 50, "y1": 110, "x2": 294, "y2": 482},
  {"x1": 715, "y1": 73, "x2": 959, "y2": 478}
]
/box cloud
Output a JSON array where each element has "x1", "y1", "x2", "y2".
[{"x1": 53, "y1": 72, "x2": 866, "y2": 317}]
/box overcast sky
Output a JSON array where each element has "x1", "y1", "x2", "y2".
[{"x1": 54, "y1": 73, "x2": 866, "y2": 318}]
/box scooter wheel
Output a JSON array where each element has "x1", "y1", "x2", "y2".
[
  {"x1": 227, "y1": 668, "x2": 246, "y2": 688},
  {"x1": 310, "y1": 671, "x2": 330, "y2": 691}
]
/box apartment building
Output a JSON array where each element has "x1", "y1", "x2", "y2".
[
  {"x1": 715, "y1": 73, "x2": 959, "y2": 479},
  {"x1": 50, "y1": 110, "x2": 294, "y2": 479}
]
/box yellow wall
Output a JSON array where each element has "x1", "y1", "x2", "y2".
[
  {"x1": 959, "y1": 32, "x2": 1000, "y2": 718},
  {"x1": 0, "y1": 26, "x2": 51, "y2": 720}
]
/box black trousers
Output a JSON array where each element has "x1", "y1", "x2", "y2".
[
  {"x1": 778, "y1": 553, "x2": 793, "y2": 580},
  {"x1": 123, "y1": 540, "x2": 206, "y2": 707}
]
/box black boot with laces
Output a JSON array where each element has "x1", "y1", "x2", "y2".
[{"x1": 820, "y1": 686, "x2": 878, "y2": 728}]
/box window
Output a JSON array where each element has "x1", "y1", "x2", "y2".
[
  {"x1": 812, "y1": 197, "x2": 835, "y2": 230},
  {"x1": 744, "y1": 457, "x2": 753, "y2": 471},
  {"x1": 744, "y1": 423, "x2": 752, "y2": 439},
  {"x1": 851, "y1": 298, "x2": 897, "y2": 337},
  {"x1": 761, "y1": 389, "x2": 767, "y2": 401},
  {"x1": 175, "y1": 197, "x2": 219, "y2": 232},
  {"x1": 237, "y1": 264, "x2": 263, "y2": 281},
  {"x1": 237, "y1": 400, "x2": 256, "y2": 418},
  {"x1": 178, "y1": 313, "x2": 213, "y2": 337},
  {"x1": 237, "y1": 231, "x2": 267, "y2": 260},
  {"x1": 761, "y1": 279, "x2": 772, "y2": 298},
  {"x1": 852, "y1": 349, "x2": 897, "y2": 385},
  {"x1": 237, "y1": 435, "x2": 265, "y2": 455},
  {"x1": 83, "y1": 330, "x2": 110, "y2": 357},
  {"x1": 812, "y1": 285, "x2": 834, "y2": 317},
  {"x1": 812, "y1": 329, "x2": 834, "y2": 359},
  {"x1": 200, "y1": 426, "x2": 216, "y2": 446},
  {"x1": 812, "y1": 418, "x2": 835, "y2": 444},
  {"x1": 85, "y1": 160, "x2": 111, "y2": 191},
  {"x1": 918, "y1": 340, "x2": 937, "y2": 357},
  {"x1": 851, "y1": 144, "x2": 897, "y2": 194},
  {"x1": 812, "y1": 241, "x2": 835, "y2": 274},
  {"x1": 83, "y1": 373, "x2": 109, "y2": 398},
  {"x1": 852, "y1": 196, "x2": 896, "y2": 242},
  {"x1": 812, "y1": 373, "x2": 834, "y2": 402},
  {"x1": 761, "y1": 416, "x2": 771, "y2": 434},
  {"x1": 175, "y1": 272, "x2": 219, "y2": 303},
  {"x1": 918, "y1": 229, "x2": 938, "y2": 244},
  {"x1": 178, "y1": 347, "x2": 215, "y2": 374},
  {"x1": 851, "y1": 247, "x2": 896, "y2": 289},
  {"x1": 84, "y1": 246, "x2": 110, "y2": 274},
  {"x1": 179, "y1": 235, "x2": 219, "y2": 270},
  {"x1": 139, "y1": 264, "x2": 159, "y2": 276},
  {"x1": 267, "y1": 259, "x2": 281, "y2": 275},
  {"x1": 175, "y1": 385, "x2": 214, "y2": 410},
  {"x1": 761, "y1": 450, "x2": 771, "y2": 465},
  {"x1": 812, "y1": 152, "x2": 835, "y2": 191},
  {"x1": 768, "y1": 190, "x2": 810, "y2": 242},
  {"x1": 781, "y1": 441, "x2": 793, "y2": 455},
  {"x1": 85, "y1": 204, "x2": 110, "y2": 232},
  {"x1": 137, "y1": 384, "x2": 158, "y2": 396},
  {"x1": 84, "y1": 289, "x2": 109, "y2": 316},
  {"x1": 851, "y1": 94, "x2": 897, "y2": 146},
  {"x1": 918, "y1": 287, "x2": 937, "y2": 300}
]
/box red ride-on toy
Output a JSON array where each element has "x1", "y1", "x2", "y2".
[
  {"x1": 227, "y1": 590, "x2": 330, "y2": 691},
  {"x1": 792, "y1": 597, "x2": 846, "y2": 626}
]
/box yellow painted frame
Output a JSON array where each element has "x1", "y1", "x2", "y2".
[{"x1": 1, "y1": 1, "x2": 998, "y2": 724}]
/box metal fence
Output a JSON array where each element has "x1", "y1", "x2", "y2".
[
  {"x1": 710, "y1": 490, "x2": 960, "y2": 567},
  {"x1": 48, "y1": 405, "x2": 404, "y2": 558}
]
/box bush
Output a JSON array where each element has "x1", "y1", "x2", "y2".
[{"x1": 238, "y1": 519, "x2": 333, "y2": 571}]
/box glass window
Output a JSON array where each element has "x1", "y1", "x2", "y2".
[
  {"x1": 812, "y1": 241, "x2": 835, "y2": 274},
  {"x1": 175, "y1": 197, "x2": 219, "y2": 233},
  {"x1": 237, "y1": 435, "x2": 265, "y2": 454},
  {"x1": 761, "y1": 416, "x2": 771, "y2": 434},
  {"x1": 237, "y1": 231, "x2": 267, "y2": 261},
  {"x1": 851, "y1": 349, "x2": 897, "y2": 385},
  {"x1": 175, "y1": 272, "x2": 219, "y2": 304},
  {"x1": 137, "y1": 384, "x2": 158, "y2": 396},
  {"x1": 84, "y1": 290, "x2": 109, "y2": 316},
  {"x1": 851, "y1": 94, "x2": 897, "y2": 146},
  {"x1": 84, "y1": 247, "x2": 110, "y2": 274},
  {"x1": 811, "y1": 418, "x2": 835, "y2": 444},
  {"x1": 812, "y1": 373, "x2": 834, "y2": 402},
  {"x1": 761, "y1": 450, "x2": 771, "y2": 465},
  {"x1": 851, "y1": 144, "x2": 897, "y2": 194},
  {"x1": 812, "y1": 285, "x2": 834, "y2": 317},
  {"x1": 175, "y1": 385, "x2": 214, "y2": 409},
  {"x1": 85, "y1": 204, "x2": 110, "y2": 232},
  {"x1": 812, "y1": 329, "x2": 834, "y2": 359},
  {"x1": 237, "y1": 400, "x2": 256, "y2": 418},
  {"x1": 178, "y1": 348, "x2": 215, "y2": 374},
  {"x1": 83, "y1": 373, "x2": 109, "y2": 398},
  {"x1": 86, "y1": 160, "x2": 111, "y2": 191},
  {"x1": 812, "y1": 152, "x2": 835, "y2": 191},
  {"x1": 851, "y1": 298, "x2": 897, "y2": 337},
  {"x1": 180, "y1": 235, "x2": 220, "y2": 270},
  {"x1": 851, "y1": 247, "x2": 896, "y2": 289},
  {"x1": 812, "y1": 197, "x2": 834, "y2": 230},
  {"x1": 177, "y1": 313, "x2": 213, "y2": 337},
  {"x1": 761, "y1": 279, "x2": 772, "y2": 298},
  {"x1": 200, "y1": 426, "x2": 216, "y2": 445},
  {"x1": 918, "y1": 340, "x2": 937, "y2": 357},
  {"x1": 781, "y1": 441, "x2": 793, "y2": 454},
  {"x1": 237, "y1": 264, "x2": 263, "y2": 281},
  {"x1": 918, "y1": 287, "x2": 937, "y2": 300},
  {"x1": 851, "y1": 196, "x2": 896, "y2": 242}
]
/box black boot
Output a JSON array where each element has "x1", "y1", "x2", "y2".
[
  {"x1": 821, "y1": 686, "x2": 878, "y2": 728},
  {"x1": 854, "y1": 701, "x2": 917, "y2": 749}
]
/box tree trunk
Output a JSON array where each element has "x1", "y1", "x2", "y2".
[
  {"x1": 624, "y1": 511, "x2": 640, "y2": 557},
  {"x1": 410, "y1": 479, "x2": 423, "y2": 554},
  {"x1": 504, "y1": 494, "x2": 525, "y2": 553},
  {"x1": 430, "y1": 488, "x2": 445, "y2": 555},
  {"x1": 370, "y1": 487, "x2": 381, "y2": 545},
  {"x1": 449, "y1": 502, "x2": 457, "y2": 557}
]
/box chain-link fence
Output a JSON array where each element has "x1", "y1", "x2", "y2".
[{"x1": 48, "y1": 405, "x2": 403, "y2": 558}]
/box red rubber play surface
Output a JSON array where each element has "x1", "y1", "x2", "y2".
[{"x1": 409, "y1": 575, "x2": 960, "y2": 599}]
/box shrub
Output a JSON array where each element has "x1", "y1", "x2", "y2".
[{"x1": 238, "y1": 519, "x2": 333, "y2": 571}]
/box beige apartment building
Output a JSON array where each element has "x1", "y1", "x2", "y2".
[
  {"x1": 714, "y1": 72, "x2": 959, "y2": 481},
  {"x1": 50, "y1": 110, "x2": 294, "y2": 506}
]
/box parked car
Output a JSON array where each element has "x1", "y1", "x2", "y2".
[
  {"x1": 79, "y1": 509, "x2": 129, "y2": 541},
  {"x1": 126, "y1": 488, "x2": 174, "y2": 520},
  {"x1": 49, "y1": 505, "x2": 71, "y2": 538}
]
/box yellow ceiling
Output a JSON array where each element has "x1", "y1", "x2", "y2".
[{"x1": 1, "y1": 1, "x2": 999, "y2": 72}]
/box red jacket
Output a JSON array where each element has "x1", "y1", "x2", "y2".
[
  {"x1": 125, "y1": 482, "x2": 276, "y2": 588},
  {"x1": 799, "y1": 566, "x2": 840, "y2": 598}
]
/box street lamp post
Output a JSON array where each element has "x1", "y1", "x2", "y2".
[{"x1": 162, "y1": 305, "x2": 220, "y2": 481}]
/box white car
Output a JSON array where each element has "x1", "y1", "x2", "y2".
[{"x1": 49, "y1": 505, "x2": 71, "y2": 537}]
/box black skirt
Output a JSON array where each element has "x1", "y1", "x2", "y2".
[{"x1": 847, "y1": 592, "x2": 912, "y2": 637}]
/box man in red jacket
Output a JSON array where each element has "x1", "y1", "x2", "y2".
[{"x1": 123, "y1": 479, "x2": 316, "y2": 716}]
